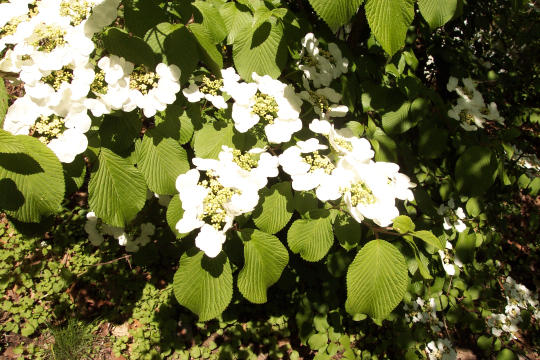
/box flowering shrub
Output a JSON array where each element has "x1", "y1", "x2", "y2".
[{"x1": 0, "y1": 0, "x2": 539, "y2": 358}]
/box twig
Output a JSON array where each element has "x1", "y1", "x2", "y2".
[{"x1": 76, "y1": 254, "x2": 132, "y2": 277}]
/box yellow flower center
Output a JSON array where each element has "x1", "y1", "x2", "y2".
[
  {"x1": 348, "y1": 181, "x2": 375, "y2": 207},
  {"x1": 199, "y1": 172, "x2": 240, "y2": 230},
  {"x1": 231, "y1": 149, "x2": 258, "y2": 171},
  {"x1": 32, "y1": 24, "x2": 67, "y2": 52},
  {"x1": 31, "y1": 115, "x2": 66, "y2": 144},
  {"x1": 41, "y1": 67, "x2": 74, "y2": 90},
  {"x1": 199, "y1": 75, "x2": 223, "y2": 96},
  {"x1": 60, "y1": 0, "x2": 95, "y2": 26},
  {"x1": 91, "y1": 69, "x2": 108, "y2": 94},
  {"x1": 252, "y1": 92, "x2": 278, "y2": 124},
  {"x1": 459, "y1": 110, "x2": 475, "y2": 125},
  {"x1": 129, "y1": 66, "x2": 159, "y2": 95},
  {"x1": 308, "y1": 90, "x2": 330, "y2": 114},
  {"x1": 302, "y1": 151, "x2": 334, "y2": 174}
]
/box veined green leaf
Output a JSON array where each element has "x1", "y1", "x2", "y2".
[
  {"x1": 173, "y1": 250, "x2": 233, "y2": 321},
  {"x1": 0, "y1": 134, "x2": 64, "y2": 222},
  {"x1": 253, "y1": 182, "x2": 294, "y2": 234},
  {"x1": 364, "y1": 0, "x2": 415, "y2": 56},
  {"x1": 88, "y1": 148, "x2": 146, "y2": 227},
  {"x1": 237, "y1": 229, "x2": 289, "y2": 303},
  {"x1": 346, "y1": 240, "x2": 408, "y2": 319},
  {"x1": 287, "y1": 211, "x2": 333, "y2": 262},
  {"x1": 308, "y1": 0, "x2": 364, "y2": 29},
  {"x1": 418, "y1": 0, "x2": 459, "y2": 29}
]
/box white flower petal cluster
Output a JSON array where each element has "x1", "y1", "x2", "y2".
[
  {"x1": 488, "y1": 276, "x2": 540, "y2": 327},
  {"x1": 447, "y1": 76, "x2": 504, "y2": 131},
  {"x1": 437, "y1": 241, "x2": 463, "y2": 276},
  {"x1": 298, "y1": 33, "x2": 349, "y2": 89},
  {"x1": 299, "y1": 78, "x2": 348, "y2": 120},
  {"x1": 424, "y1": 339, "x2": 457, "y2": 360},
  {"x1": 183, "y1": 75, "x2": 227, "y2": 109},
  {"x1": 221, "y1": 68, "x2": 303, "y2": 143},
  {"x1": 0, "y1": 0, "x2": 121, "y2": 162},
  {"x1": 437, "y1": 199, "x2": 467, "y2": 233},
  {"x1": 403, "y1": 297, "x2": 443, "y2": 333},
  {"x1": 175, "y1": 147, "x2": 279, "y2": 258},
  {"x1": 280, "y1": 119, "x2": 415, "y2": 227},
  {"x1": 84, "y1": 211, "x2": 104, "y2": 246}
]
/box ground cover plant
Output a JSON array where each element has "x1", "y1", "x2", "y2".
[{"x1": 0, "y1": 0, "x2": 539, "y2": 358}]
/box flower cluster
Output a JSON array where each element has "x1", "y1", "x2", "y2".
[
  {"x1": 403, "y1": 297, "x2": 457, "y2": 360},
  {"x1": 403, "y1": 297, "x2": 444, "y2": 333},
  {"x1": 1, "y1": 0, "x2": 180, "y2": 163},
  {"x1": 437, "y1": 199, "x2": 467, "y2": 233},
  {"x1": 175, "y1": 146, "x2": 279, "y2": 257},
  {"x1": 424, "y1": 339, "x2": 457, "y2": 360},
  {"x1": 84, "y1": 211, "x2": 155, "y2": 252},
  {"x1": 279, "y1": 119, "x2": 415, "y2": 227},
  {"x1": 437, "y1": 241, "x2": 463, "y2": 276},
  {"x1": 297, "y1": 33, "x2": 348, "y2": 89},
  {"x1": 447, "y1": 77, "x2": 504, "y2": 131},
  {"x1": 488, "y1": 276, "x2": 540, "y2": 338}
]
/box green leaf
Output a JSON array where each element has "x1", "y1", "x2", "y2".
[
  {"x1": 0, "y1": 135, "x2": 64, "y2": 222},
  {"x1": 287, "y1": 211, "x2": 333, "y2": 262},
  {"x1": 466, "y1": 197, "x2": 481, "y2": 217},
  {"x1": 381, "y1": 101, "x2": 412, "y2": 134},
  {"x1": 392, "y1": 215, "x2": 415, "y2": 234},
  {"x1": 102, "y1": 28, "x2": 156, "y2": 67},
  {"x1": 307, "y1": 0, "x2": 364, "y2": 29},
  {"x1": 193, "y1": 120, "x2": 235, "y2": 159},
  {"x1": 136, "y1": 134, "x2": 189, "y2": 195},
  {"x1": 455, "y1": 146, "x2": 498, "y2": 196},
  {"x1": 237, "y1": 229, "x2": 289, "y2": 303},
  {"x1": 308, "y1": 333, "x2": 329, "y2": 351},
  {"x1": 345, "y1": 240, "x2": 408, "y2": 320},
  {"x1": 63, "y1": 154, "x2": 86, "y2": 195},
  {"x1": 124, "y1": 0, "x2": 168, "y2": 37},
  {"x1": 333, "y1": 213, "x2": 362, "y2": 251},
  {"x1": 404, "y1": 236, "x2": 432, "y2": 280},
  {"x1": 0, "y1": 129, "x2": 24, "y2": 153},
  {"x1": 173, "y1": 250, "x2": 233, "y2": 321},
  {"x1": 166, "y1": 194, "x2": 187, "y2": 239},
  {"x1": 0, "y1": 80, "x2": 7, "y2": 127},
  {"x1": 411, "y1": 230, "x2": 443, "y2": 251},
  {"x1": 88, "y1": 148, "x2": 147, "y2": 227},
  {"x1": 192, "y1": 1, "x2": 228, "y2": 43},
  {"x1": 144, "y1": 22, "x2": 180, "y2": 61},
  {"x1": 418, "y1": 125, "x2": 448, "y2": 159},
  {"x1": 164, "y1": 25, "x2": 200, "y2": 84},
  {"x1": 364, "y1": 0, "x2": 415, "y2": 56},
  {"x1": 456, "y1": 229, "x2": 475, "y2": 264},
  {"x1": 220, "y1": 2, "x2": 253, "y2": 45},
  {"x1": 418, "y1": 0, "x2": 458, "y2": 29},
  {"x1": 233, "y1": 20, "x2": 287, "y2": 81},
  {"x1": 188, "y1": 23, "x2": 223, "y2": 75},
  {"x1": 253, "y1": 182, "x2": 294, "y2": 234}
]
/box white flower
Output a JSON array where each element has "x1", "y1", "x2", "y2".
[
  {"x1": 182, "y1": 76, "x2": 227, "y2": 109},
  {"x1": 124, "y1": 63, "x2": 181, "y2": 117},
  {"x1": 227, "y1": 72, "x2": 302, "y2": 143},
  {"x1": 84, "y1": 211, "x2": 104, "y2": 246},
  {"x1": 195, "y1": 224, "x2": 227, "y2": 258},
  {"x1": 299, "y1": 82, "x2": 348, "y2": 119},
  {"x1": 425, "y1": 339, "x2": 457, "y2": 360},
  {"x1": 437, "y1": 200, "x2": 467, "y2": 232},
  {"x1": 438, "y1": 241, "x2": 463, "y2": 276}
]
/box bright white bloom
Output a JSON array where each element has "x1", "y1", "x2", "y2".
[
  {"x1": 183, "y1": 75, "x2": 227, "y2": 109},
  {"x1": 298, "y1": 33, "x2": 348, "y2": 88},
  {"x1": 437, "y1": 199, "x2": 467, "y2": 232},
  {"x1": 227, "y1": 71, "x2": 302, "y2": 143},
  {"x1": 299, "y1": 80, "x2": 348, "y2": 119},
  {"x1": 175, "y1": 149, "x2": 272, "y2": 257},
  {"x1": 438, "y1": 241, "x2": 463, "y2": 276},
  {"x1": 425, "y1": 339, "x2": 457, "y2": 360},
  {"x1": 84, "y1": 211, "x2": 104, "y2": 246},
  {"x1": 123, "y1": 63, "x2": 181, "y2": 117},
  {"x1": 447, "y1": 77, "x2": 504, "y2": 130},
  {"x1": 193, "y1": 146, "x2": 279, "y2": 192}
]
